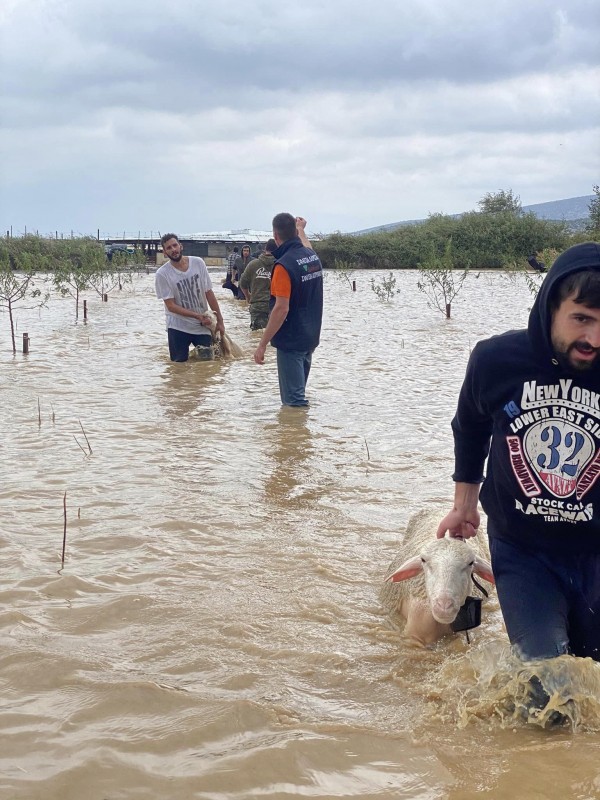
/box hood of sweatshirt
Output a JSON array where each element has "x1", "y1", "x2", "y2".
[
  {"x1": 527, "y1": 241, "x2": 600, "y2": 374},
  {"x1": 258, "y1": 253, "x2": 275, "y2": 267}
]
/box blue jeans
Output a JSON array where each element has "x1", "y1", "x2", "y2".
[
  {"x1": 490, "y1": 537, "x2": 600, "y2": 662},
  {"x1": 276, "y1": 348, "x2": 313, "y2": 406}
]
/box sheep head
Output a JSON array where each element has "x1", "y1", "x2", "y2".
[{"x1": 385, "y1": 536, "x2": 494, "y2": 625}]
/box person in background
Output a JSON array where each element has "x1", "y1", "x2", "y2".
[
  {"x1": 155, "y1": 233, "x2": 225, "y2": 362},
  {"x1": 223, "y1": 246, "x2": 239, "y2": 295},
  {"x1": 436, "y1": 242, "x2": 600, "y2": 689},
  {"x1": 240, "y1": 238, "x2": 276, "y2": 330},
  {"x1": 233, "y1": 245, "x2": 252, "y2": 300},
  {"x1": 527, "y1": 252, "x2": 547, "y2": 273},
  {"x1": 253, "y1": 215, "x2": 323, "y2": 407}
]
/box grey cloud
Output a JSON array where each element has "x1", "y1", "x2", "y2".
[
  {"x1": 0, "y1": 0, "x2": 598, "y2": 234},
  {"x1": 3, "y1": 0, "x2": 600, "y2": 121}
]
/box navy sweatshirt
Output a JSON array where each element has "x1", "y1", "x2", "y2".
[{"x1": 452, "y1": 241, "x2": 600, "y2": 553}]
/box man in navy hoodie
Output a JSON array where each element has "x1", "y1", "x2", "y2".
[
  {"x1": 438, "y1": 241, "x2": 600, "y2": 664},
  {"x1": 253, "y1": 213, "x2": 323, "y2": 406}
]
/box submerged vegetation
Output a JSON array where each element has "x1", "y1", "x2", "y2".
[{"x1": 0, "y1": 235, "x2": 144, "y2": 350}]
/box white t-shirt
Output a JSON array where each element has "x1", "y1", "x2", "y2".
[{"x1": 155, "y1": 256, "x2": 213, "y2": 334}]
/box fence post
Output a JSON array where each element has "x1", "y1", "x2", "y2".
[{"x1": 22, "y1": 333, "x2": 30, "y2": 354}]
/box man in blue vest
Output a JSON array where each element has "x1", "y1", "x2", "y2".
[{"x1": 253, "y1": 213, "x2": 323, "y2": 407}]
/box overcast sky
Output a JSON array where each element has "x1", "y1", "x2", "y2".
[{"x1": 1, "y1": 0, "x2": 598, "y2": 237}]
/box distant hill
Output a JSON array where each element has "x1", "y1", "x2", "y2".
[
  {"x1": 352, "y1": 195, "x2": 594, "y2": 235},
  {"x1": 521, "y1": 195, "x2": 593, "y2": 221}
]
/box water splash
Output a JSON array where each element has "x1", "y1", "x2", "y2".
[{"x1": 425, "y1": 642, "x2": 600, "y2": 732}]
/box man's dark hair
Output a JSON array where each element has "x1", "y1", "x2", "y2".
[
  {"x1": 272, "y1": 212, "x2": 297, "y2": 242},
  {"x1": 265, "y1": 238, "x2": 277, "y2": 254},
  {"x1": 232, "y1": 246, "x2": 239, "y2": 253},
  {"x1": 551, "y1": 270, "x2": 600, "y2": 312},
  {"x1": 160, "y1": 232, "x2": 179, "y2": 246}
]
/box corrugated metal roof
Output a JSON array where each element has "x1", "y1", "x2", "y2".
[
  {"x1": 185, "y1": 229, "x2": 272, "y2": 242},
  {"x1": 101, "y1": 229, "x2": 272, "y2": 243}
]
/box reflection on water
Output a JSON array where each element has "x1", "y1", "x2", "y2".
[
  {"x1": 263, "y1": 407, "x2": 314, "y2": 506},
  {"x1": 1, "y1": 271, "x2": 599, "y2": 800}
]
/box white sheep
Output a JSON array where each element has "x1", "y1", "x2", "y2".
[
  {"x1": 380, "y1": 507, "x2": 495, "y2": 645},
  {"x1": 201, "y1": 309, "x2": 244, "y2": 359}
]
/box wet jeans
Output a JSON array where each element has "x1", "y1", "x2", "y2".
[
  {"x1": 276, "y1": 348, "x2": 313, "y2": 407},
  {"x1": 167, "y1": 329, "x2": 212, "y2": 362},
  {"x1": 490, "y1": 537, "x2": 600, "y2": 662}
]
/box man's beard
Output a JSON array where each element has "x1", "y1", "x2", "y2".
[
  {"x1": 169, "y1": 251, "x2": 183, "y2": 262},
  {"x1": 553, "y1": 339, "x2": 600, "y2": 372}
]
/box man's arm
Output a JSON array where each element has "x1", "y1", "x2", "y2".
[
  {"x1": 436, "y1": 483, "x2": 481, "y2": 539},
  {"x1": 239, "y1": 270, "x2": 251, "y2": 302},
  {"x1": 253, "y1": 295, "x2": 289, "y2": 364},
  {"x1": 205, "y1": 289, "x2": 225, "y2": 336},
  {"x1": 295, "y1": 216, "x2": 311, "y2": 248}
]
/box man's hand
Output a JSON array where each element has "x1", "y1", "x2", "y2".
[
  {"x1": 254, "y1": 343, "x2": 267, "y2": 365},
  {"x1": 436, "y1": 508, "x2": 480, "y2": 539},
  {"x1": 296, "y1": 216, "x2": 311, "y2": 248}
]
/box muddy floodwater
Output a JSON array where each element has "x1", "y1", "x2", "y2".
[{"x1": 1, "y1": 269, "x2": 600, "y2": 800}]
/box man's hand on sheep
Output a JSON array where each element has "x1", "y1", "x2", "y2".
[
  {"x1": 436, "y1": 508, "x2": 480, "y2": 540},
  {"x1": 436, "y1": 482, "x2": 481, "y2": 539}
]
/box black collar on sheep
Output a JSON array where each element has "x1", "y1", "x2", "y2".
[{"x1": 451, "y1": 575, "x2": 490, "y2": 639}]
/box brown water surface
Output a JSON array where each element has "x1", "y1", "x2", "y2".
[{"x1": 1, "y1": 270, "x2": 599, "y2": 799}]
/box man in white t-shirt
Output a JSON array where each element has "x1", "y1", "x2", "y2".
[{"x1": 155, "y1": 233, "x2": 226, "y2": 362}]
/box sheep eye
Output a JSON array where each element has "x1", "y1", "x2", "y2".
[
  {"x1": 468, "y1": 561, "x2": 474, "y2": 566},
  {"x1": 420, "y1": 557, "x2": 427, "y2": 564}
]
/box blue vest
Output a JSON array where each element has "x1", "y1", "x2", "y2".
[{"x1": 270, "y1": 237, "x2": 323, "y2": 352}]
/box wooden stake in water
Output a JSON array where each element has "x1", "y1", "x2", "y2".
[
  {"x1": 22, "y1": 332, "x2": 30, "y2": 354},
  {"x1": 61, "y1": 492, "x2": 67, "y2": 568}
]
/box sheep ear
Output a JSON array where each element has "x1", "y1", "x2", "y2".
[
  {"x1": 473, "y1": 557, "x2": 495, "y2": 585},
  {"x1": 385, "y1": 556, "x2": 423, "y2": 583}
]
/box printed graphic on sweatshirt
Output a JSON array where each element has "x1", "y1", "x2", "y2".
[{"x1": 504, "y1": 378, "x2": 600, "y2": 523}]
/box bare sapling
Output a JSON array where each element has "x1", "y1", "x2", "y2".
[
  {"x1": 332, "y1": 258, "x2": 358, "y2": 291},
  {"x1": 417, "y1": 237, "x2": 468, "y2": 319},
  {"x1": 370, "y1": 271, "x2": 400, "y2": 301},
  {"x1": 0, "y1": 245, "x2": 49, "y2": 353},
  {"x1": 73, "y1": 420, "x2": 93, "y2": 456},
  {"x1": 52, "y1": 238, "x2": 101, "y2": 319}
]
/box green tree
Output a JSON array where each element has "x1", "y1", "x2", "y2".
[
  {"x1": 478, "y1": 189, "x2": 522, "y2": 215},
  {"x1": 587, "y1": 185, "x2": 600, "y2": 235}
]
